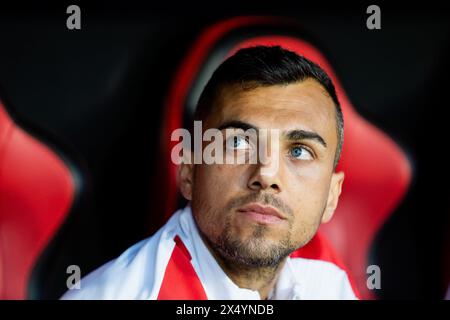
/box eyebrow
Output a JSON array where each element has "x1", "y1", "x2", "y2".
[
  {"x1": 217, "y1": 120, "x2": 257, "y2": 132},
  {"x1": 217, "y1": 120, "x2": 327, "y2": 148},
  {"x1": 285, "y1": 130, "x2": 327, "y2": 148}
]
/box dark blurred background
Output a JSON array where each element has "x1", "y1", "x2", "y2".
[{"x1": 0, "y1": 1, "x2": 449, "y2": 299}]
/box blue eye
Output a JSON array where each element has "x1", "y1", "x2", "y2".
[
  {"x1": 290, "y1": 146, "x2": 313, "y2": 160},
  {"x1": 233, "y1": 136, "x2": 241, "y2": 148},
  {"x1": 291, "y1": 147, "x2": 302, "y2": 157},
  {"x1": 227, "y1": 135, "x2": 249, "y2": 150}
]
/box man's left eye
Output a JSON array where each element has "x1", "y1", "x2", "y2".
[{"x1": 290, "y1": 146, "x2": 313, "y2": 160}]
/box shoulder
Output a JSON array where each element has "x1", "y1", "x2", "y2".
[
  {"x1": 60, "y1": 213, "x2": 181, "y2": 300},
  {"x1": 289, "y1": 257, "x2": 358, "y2": 300}
]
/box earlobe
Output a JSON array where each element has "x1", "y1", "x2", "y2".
[
  {"x1": 176, "y1": 148, "x2": 195, "y2": 200},
  {"x1": 321, "y1": 171, "x2": 345, "y2": 223},
  {"x1": 177, "y1": 161, "x2": 194, "y2": 201},
  {"x1": 177, "y1": 162, "x2": 194, "y2": 201}
]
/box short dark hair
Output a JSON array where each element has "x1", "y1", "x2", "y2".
[{"x1": 195, "y1": 45, "x2": 344, "y2": 169}]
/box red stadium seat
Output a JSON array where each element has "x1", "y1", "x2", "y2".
[{"x1": 0, "y1": 102, "x2": 76, "y2": 299}]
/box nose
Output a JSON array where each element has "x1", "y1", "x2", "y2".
[
  {"x1": 247, "y1": 162, "x2": 283, "y2": 193},
  {"x1": 247, "y1": 129, "x2": 283, "y2": 193}
]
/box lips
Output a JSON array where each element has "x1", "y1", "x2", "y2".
[{"x1": 237, "y1": 202, "x2": 286, "y2": 224}]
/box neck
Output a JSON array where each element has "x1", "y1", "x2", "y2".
[
  {"x1": 200, "y1": 233, "x2": 286, "y2": 299},
  {"x1": 218, "y1": 255, "x2": 287, "y2": 300}
]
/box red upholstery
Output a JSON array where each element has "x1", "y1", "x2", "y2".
[
  {"x1": 160, "y1": 17, "x2": 412, "y2": 299},
  {"x1": 0, "y1": 102, "x2": 75, "y2": 299}
]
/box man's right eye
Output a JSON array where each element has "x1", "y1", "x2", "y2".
[{"x1": 226, "y1": 135, "x2": 250, "y2": 150}]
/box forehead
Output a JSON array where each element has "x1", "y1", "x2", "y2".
[{"x1": 206, "y1": 79, "x2": 338, "y2": 144}]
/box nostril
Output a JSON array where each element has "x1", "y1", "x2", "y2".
[
  {"x1": 252, "y1": 181, "x2": 262, "y2": 188},
  {"x1": 270, "y1": 183, "x2": 280, "y2": 191}
]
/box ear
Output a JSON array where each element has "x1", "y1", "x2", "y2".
[
  {"x1": 321, "y1": 171, "x2": 345, "y2": 223},
  {"x1": 177, "y1": 155, "x2": 194, "y2": 201}
]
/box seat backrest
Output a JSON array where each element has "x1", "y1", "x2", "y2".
[{"x1": 0, "y1": 102, "x2": 76, "y2": 299}]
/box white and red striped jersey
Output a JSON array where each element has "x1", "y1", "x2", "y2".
[{"x1": 61, "y1": 205, "x2": 358, "y2": 300}]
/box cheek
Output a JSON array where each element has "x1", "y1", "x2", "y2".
[
  {"x1": 191, "y1": 164, "x2": 246, "y2": 236},
  {"x1": 193, "y1": 164, "x2": 243, "y2": 202},
  {"x1": 284, "y1": 168, "x2": 330, "y2": 243},
  {"x1": 285, "y1": 162, "x2": 331, "y2": 211}
]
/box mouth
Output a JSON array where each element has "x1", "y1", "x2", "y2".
[{"x1": 236, "y1": 202, "x2": 287, "y2": 225}]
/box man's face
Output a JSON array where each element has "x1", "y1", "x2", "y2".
[{"x1": 179, "y1": 78, "x2": 344, "y2": 268}]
